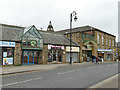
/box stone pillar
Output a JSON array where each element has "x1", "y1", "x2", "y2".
[
  {"x1": 38, "y1": 50, "x2": 43, "y2": 64},
  {"x1": 104, "y1": 52, "x2": 107, "y2": 61},
  {"x1": 92, "y1": 46, "x2": 98, "y2": 56},
  {"x1": 62, "y1": 46, "x2": 66, "y2": 63},
  {"x1": 39, "y1": 45, "x2": 48, "y2": 64},
  {"x1": 80, "y1": 45, "x2": 83, "y2": 62},
  {"x1": 14, "y1": 43, "x2": 22, "y2": 65}
]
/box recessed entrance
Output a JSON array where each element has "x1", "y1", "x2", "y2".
[{"x1": 22, "y1": 50, "x2": 39, "y2": 65}]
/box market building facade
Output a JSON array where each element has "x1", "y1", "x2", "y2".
[
  {"x1": 55, "y1": 26, "x2": 116, "y2": 62},
  {"x1": 0, "y1": 23, "x2": 80, "y2": 65}
]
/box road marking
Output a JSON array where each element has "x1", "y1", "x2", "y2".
[
  {"x1": 1, "y1": 77, "x2": 42, "y2": 87},
  {"x1": 58, "y1": 69, "x2": 80, "y2": 75}
]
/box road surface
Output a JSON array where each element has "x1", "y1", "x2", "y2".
[{"x1": 1, "y1": 62, "x2": 118, "y2": 88}]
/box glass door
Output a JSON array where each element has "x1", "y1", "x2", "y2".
[
  {"x1": 29, "y1": 51, "x2": 34, "y2": 64},
  {"x1": 23, "y1": 51, "x2": 28, "y2": 64},
  {"x1": 22, "y1": 50, "x2": 38, "y2": 65},
  {"x1": 34, "y1": 51, "x2": 38, "y2": 64}
]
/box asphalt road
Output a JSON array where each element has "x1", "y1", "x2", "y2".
[{"x1": 1, "y1": 62, "x2": 118, "y2": 88}]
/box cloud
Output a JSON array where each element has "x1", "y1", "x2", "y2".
[{"x1": 0, "y1": 0, "x2": 119, "y2": 41}]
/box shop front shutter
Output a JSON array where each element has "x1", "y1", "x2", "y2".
[{"x1": 66, "y1": 53, "x2": 78, "y2": 62}]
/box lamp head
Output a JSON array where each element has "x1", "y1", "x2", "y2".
[{"x1": 74, "y1": 16, "x2": 77, "y2": 22}]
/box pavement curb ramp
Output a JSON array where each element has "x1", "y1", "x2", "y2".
[{"x1": 89, "y1": 74, "x2": 119, "y2": 88}]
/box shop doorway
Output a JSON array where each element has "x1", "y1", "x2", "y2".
[
  {"x1": 48, "y1": 48, "x2": 62, "y2": 62},
  {"x1": 82, "y1": 50, "x2": 92, "y2": 61},
  {"x1": 22, "y1": 50, "x2": 39, "y2": 65}
]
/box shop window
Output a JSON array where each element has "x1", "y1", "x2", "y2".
[
  {"x1": 48, "y1": 48, "x2": 62, "y2": 62},
  {"x1": 82, "y1": 35, "x2": 84, "y2": 39},
  {"x1": 3, "y1": 48, "x2": 14, "y2": 65}
]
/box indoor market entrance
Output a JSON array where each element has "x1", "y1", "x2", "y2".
[{"x1": 22, "y1": 50, "x2": 39, "y2": 65}]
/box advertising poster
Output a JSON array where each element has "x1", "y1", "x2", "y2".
[
  {"x1": 3, "y1": 52, "x2": 7, "y2": 57},
  {"x1": 3, "y1": 58, "x2": 13, "y2": 65}
]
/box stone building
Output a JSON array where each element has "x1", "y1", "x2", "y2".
[
  {"x1": 0, "y1": 23, "x2": 80, "y2": 65},
  {"x1": 55, "y1": 25, "x2": 116, "y2": 62},
  {"x1": 117, "y1": 42, "x2": 120, "y2": 60}
]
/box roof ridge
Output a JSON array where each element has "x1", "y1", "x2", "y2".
[{"x1": 40, "y1": 31, "x2": 63, "y2": 36}]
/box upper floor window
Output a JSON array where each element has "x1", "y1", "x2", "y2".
[
  {"x1": 112, "y1": 39, "x2": 115, "y2": 47},
  {"x1": 97, "y1": 34, "x2": 100, "y2": 44},
  {"x1": 102, "y1": 36, "x2": 104, "y2": 45},
  {"x1": 109, "y1": 38, "x2": 111, "y2": 46},
  {"x1": 106, "y1": 37, "x2": 108, "y2": 45}
]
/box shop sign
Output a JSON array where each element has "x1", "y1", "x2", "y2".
[
  {"x1": 3, "y1": 57, "x2": 13, "y2": 65},
  {"x1": 107, "y1": 52, "x2": 113, "y2": 54},
  {"x1": 98, "y1": 49, "x2": 112, "y2": 52},
  {"x1": 48, "y1": 45, "x2": 64, "y2": 50},
  {"x1": 98, "y1": 52, "x2": 104, "y2": 53},
  {"x1": 66, "y1": 47, "x2": 79, "y2": 52},
  {"x1": 0, "y1": 41, "x2": 15, "y2": 47},
  {"x1": 30, "y1": 40, "x2": 37, "y2": 46}
]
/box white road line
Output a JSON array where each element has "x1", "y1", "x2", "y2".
[
  {"x1": 1, "y1": 77, "x2": 42, "y2": 87},
  {"x1": 58, "y1": 69, "x2": 80, "y2": 75}
]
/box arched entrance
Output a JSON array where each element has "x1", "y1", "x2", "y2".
[{"x1": 80, "y1": 40, "x2": 98, "y2": 61}]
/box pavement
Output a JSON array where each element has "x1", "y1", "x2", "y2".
[
  {"x1": 2, "y1": 62, "x2": 94, "y2": 75},
  {"x1": 89, "y1": 74, "x2": 119, "y2": 88}
]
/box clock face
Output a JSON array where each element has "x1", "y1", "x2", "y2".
[{"x1": 30, "y1": 40, "x2": 37, "y2": 46}]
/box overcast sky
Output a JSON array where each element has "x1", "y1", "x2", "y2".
[{"x1": 0, "y1": 0, "x2": 119, "y2": 41}]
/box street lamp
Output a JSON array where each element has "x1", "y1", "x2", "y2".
[{"x1": 70, "y1": 11, "x2": 77, "y2": 64}]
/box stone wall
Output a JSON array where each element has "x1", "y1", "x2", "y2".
[
  {"x1": 65, "y1": 30, "x2": 116, "y2": 61},
  {"x1": 38, "y1": 45, "x2": 48, "y2": 64},
  {"x1": 14, "y1": 42, "x2": 22, "y2": 65},
  {"x1": 62, "y1": 46, "x2": 66, "y2": 63}
]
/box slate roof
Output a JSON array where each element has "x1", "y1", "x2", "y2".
[
  {"x1": 0, "y1": 24, "x2": 79, "y2": 46},
  {"x1": 40, "y1": 32, "x2": 78, "y2": 46},
  {"x1": 0, "y1": 24, "x2": 23, "y2": 41},
  {"x1": 55, "y1": 25, "x2": 116, "y2": 37}
]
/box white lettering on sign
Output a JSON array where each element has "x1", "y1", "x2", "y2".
[
  {"x1": 48, "y1": 45, "x2": 64, "y2": 50},
  {"x1": 0, "y1": 41, "x2": 15, "y2": 47},
  {"x1": 98, "y1": 49, "x2": 112, "y2": 52}
]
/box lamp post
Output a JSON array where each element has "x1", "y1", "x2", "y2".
[{"x1": 70, "y1": 11, "x2": 77, "y2": 64}]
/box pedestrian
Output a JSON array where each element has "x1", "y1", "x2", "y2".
[{"x1": 96, "y1": 56, "x2": 99, "y2": 64}]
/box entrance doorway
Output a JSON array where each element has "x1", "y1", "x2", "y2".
[
  {"x1": 22, "y1": 50, "x2": 39, "y2": 65},
  {"x1": 48, "y1": 48, "x2": 62, "y2": 62}
]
